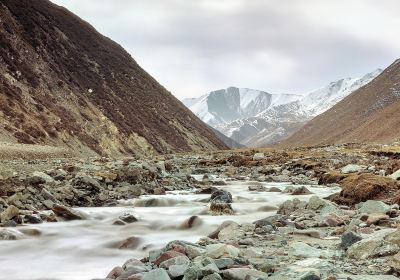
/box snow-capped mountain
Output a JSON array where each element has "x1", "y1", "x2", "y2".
[
  {"x1": 183, "y1": 69, "x2": 383, "y2": 147},
  {"x1": 182, "y1": 87, "x2": 301, "y2": 126}
]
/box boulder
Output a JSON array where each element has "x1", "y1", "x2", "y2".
[
  {"x1": 222, "y1": 268, "x2": 268, "y2": 280},
  {"x1": 52, "y1": 204, "x2": 87, "y2": 220},
  {"x1": 335, "y1": 174, "x2": 399, "y2": 205},
  {"x1": 119, "y1": 213, "x2": 138, "y2": 223},
  {"x1": 142, "y1": 268, "x2": 171, "y2": 280},
  {"x1": 283, "y1": 186, "x2": 312, "y2": 195},
  {"x1": 358, "y1": 200, "x2": 391, "y2": 214},
  {"x1": 340, "y1": 231, "x2": 362, "y2": 250},
  {"x1": 0, "y1": 228, "x2": 23, "y2": 240},
  {"x1": 0, "y1": 205, "x2": 19, "y2": 223},
  {"x1": 341, "y1": 164, "x2": 365, "y2": 174},
  {"x1": 278, "y1": 199, "x2": 307, "y2": 215},
  {"x1": 253, "y1": 153, "x2": 265, "y2": 160},
  {"x1": 389, "y1": 169, "x2": 400, "y2": 180}
]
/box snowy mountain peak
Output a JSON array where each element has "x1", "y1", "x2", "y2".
[
  {"x1": 183, "y1": 69, "x2": 382, "y2": 147},
  {"x1": 183, "y1": 87, "x2": 301, "y2": 126}
]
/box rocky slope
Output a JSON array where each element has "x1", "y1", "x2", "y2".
[
  {"x1": 184, "y1": 70, "x2": 381, "y2": 147},
  {"x1": 0, "y1": 0, "x2": 226, "y2": 157},
  {"x1": 282, "y1": 60, "x2": 400, "y2": 147}
]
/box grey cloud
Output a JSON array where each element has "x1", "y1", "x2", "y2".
[{"x1": 51, "y1": 0, "x2": 399, "y2": 98}]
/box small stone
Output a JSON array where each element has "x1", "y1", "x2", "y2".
[{"x1": 340, "y1": 231, "x2": 362, "y2": 250}]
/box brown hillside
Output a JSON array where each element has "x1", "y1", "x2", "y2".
[
  {"x1": 281, "y1": 59, "x2": 400, "y2": 147},
  {"x1": 0, "y1": 0, "x2": 227, "y2": 156}
]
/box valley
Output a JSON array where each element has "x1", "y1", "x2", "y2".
[{"x1": 1, "y1": 144, "x2": 400, "y2": 279}]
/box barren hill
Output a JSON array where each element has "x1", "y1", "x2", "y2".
[
  {"x1": 0, "y1": 0, "x2": 226, "y2": 157},
  {"x1": 281, "y1": 59, "x2": 400, "y2": 147}
]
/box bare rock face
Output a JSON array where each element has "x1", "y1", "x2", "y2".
[{"x1": 0, "y1": 0, "x2": 226, "y2": 157}]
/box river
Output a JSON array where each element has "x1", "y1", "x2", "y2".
[{"x1": 0, "y1": 179, "x2": 339, "y2": 280}]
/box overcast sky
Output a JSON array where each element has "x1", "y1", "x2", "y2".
[{"x1": 51, "y1": 0, "x2": 399, "y2": 99}]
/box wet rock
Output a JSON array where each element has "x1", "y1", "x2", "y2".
[
  {"x1": 52, "y1": 204, "x2": 87, "y2": 220},
  {"x1": 118, "y1": 237, "x2": 140, "y2": 250},
  {"x1": 278, "y1": 198, "x2": 307, "y2": 215},
  {"x1": 284, "y1": 185, "x2": 312, "y2": 195},
  {"x1": 209, "y1": 189, "x2": 234, "y2": 215},
  {"x1": 24, "y1": 214, "x2": 43, "y2": 224},
  {"x1": 267, "y1": 186, "x2": 282, "y2": 192},
  {"x1": 107, "y1": 266, "x2": 124, "y2": 279},
  {"x1": 340, "y1": 231, "x2": 362, "y2": 250},
  {"x1": 0, "y1": 228, "x2": 23, "y2": 240},
  {"x1": 0, "y1": 205, "x2": 19, "y2": 223},
  {"x1": 211, "y1": 189, "x2": 233, "y2": 203},
  {"x1": 180, "y1": 216, "x2": 202, "y2": 229},
  {"x1": 119, "y1": 213, "x2": 138, "y2": 223},
  {"x1": 153, "y1": 187, "x2": 166, "y2": 195},
  {"x1": 248, "y1": 185, "x2": 267, "y2": 192},
  {"x1": 113, "y1": 219, "x2": 126, "y2": 226}
]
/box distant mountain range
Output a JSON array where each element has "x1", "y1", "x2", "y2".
[
  {"x1": 281, "y1": 60, "x2": 400, "y2": 147},
  {"x1": 183, "y1": 69, "x2": 382, "y2": 147}
]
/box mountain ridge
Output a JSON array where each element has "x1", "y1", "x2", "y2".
[
  {"x1": 281, "y1": 60, "x2": 400, "y2": 147},
  {"x1": 183, "y1": 69, "x2": 382, "y2": 147},
  {"x1": 0, "y1": 0, "x2": 227, "y2": 156}
]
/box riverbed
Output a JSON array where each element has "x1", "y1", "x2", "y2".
[{"x1": 0, "y1": 180, "x2": 339, "y2": 280}]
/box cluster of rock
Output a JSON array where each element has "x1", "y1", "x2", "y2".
[
  {"x1": 0, "y1": 157, "x2": 198, "y2": 230},
  {"x1": 100, "y1": 195, "x2": 400, "y2": 280}
]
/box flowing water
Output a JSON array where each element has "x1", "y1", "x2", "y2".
[{"x1": 0, "y1": 180, "x2": 340, "y2": 280}]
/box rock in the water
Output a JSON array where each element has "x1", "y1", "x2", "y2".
[
  {"x1": 0, "y1": 228, "x2": 23, "y2": 240},
  {"x1": 0, "y1": 205, "x2": 19, "y2": 223},
  {"x1": 284, "y1": 186, "x2": 312, "y2": 195},
  {"x1": 119, "y1": 213, "x2": 138, "y2": 223},
  {"x1": 52, "y1": 204, "x2": 87, "y2": 220}
]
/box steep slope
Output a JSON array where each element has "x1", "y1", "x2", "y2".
[
  {"x1": 282, "y1": 60, "x2": 400, "y2": 147},
  {"x1": 184, "y1": 71, "x2": 381, "y2": 147},
  {"x1": 0, "y1": 0, "x2": 227, "y2": 156}
]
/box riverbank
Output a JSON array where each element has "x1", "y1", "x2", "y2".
[{"x1": 1, "y1": 143, "x2": 400, "y2": 279}]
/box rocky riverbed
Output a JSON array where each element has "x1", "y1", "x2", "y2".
[{"x1": 1, "y1": 144, "x2": 400, "y2": 280}]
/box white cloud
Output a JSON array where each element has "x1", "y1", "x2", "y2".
[{"x1": 50, "y1": 0, "x2": 399, "y2": 99}]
